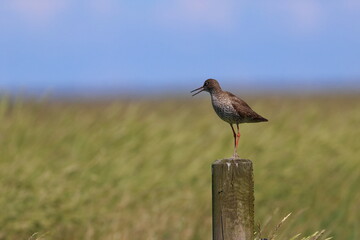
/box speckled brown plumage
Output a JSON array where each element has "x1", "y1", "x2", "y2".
[{"x1": 191, "y1": 78, "x2": 268, "y2": 157}]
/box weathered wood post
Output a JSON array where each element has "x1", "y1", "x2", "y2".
[{"x1": 212, "y1": 159, "x2": 254, "y2": 240}]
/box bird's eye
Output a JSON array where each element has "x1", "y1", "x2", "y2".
[{"x1": 205, "y1": 82, "x2": 209, "y2": 86}]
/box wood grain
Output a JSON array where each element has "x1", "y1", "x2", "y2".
[{"x1": 212, "y1": 159, "x2": 254, "y2": 240}]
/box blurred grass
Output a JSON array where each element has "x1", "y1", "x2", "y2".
[{"x1": 0, "y1": 94, "x2": 359, "y2": 240}]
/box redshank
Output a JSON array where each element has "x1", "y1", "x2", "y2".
[{"x1": 191, "y1": 79, "x2": 268, "y2": 158}]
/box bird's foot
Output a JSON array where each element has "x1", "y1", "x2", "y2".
[{"x1": 231, "y1": 152, "x2": 239, "y2": 159}]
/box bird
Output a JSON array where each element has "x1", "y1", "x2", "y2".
[{"x1": 191, "y1": 79, "x2": 268, "y2": 158}]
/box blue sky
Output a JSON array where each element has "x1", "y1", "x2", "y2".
[{"x1": 1, "y1": 0, "x2": 360, "y2": 96}]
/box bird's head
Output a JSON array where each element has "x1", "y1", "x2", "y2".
[{"x1": 191, "y1": 79, "x2": 221, "y2": 96}]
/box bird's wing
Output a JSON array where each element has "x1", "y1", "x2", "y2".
[{"x1": 227, "y1": 91, "x2": 268, "y2": 121}]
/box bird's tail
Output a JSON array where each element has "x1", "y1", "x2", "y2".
[{"x1": 254, "y1": 115, "x2": 268, "y2": 122}]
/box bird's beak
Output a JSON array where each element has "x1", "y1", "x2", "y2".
[{"x1": 191, "y1": 86, "x2": 205, "y2": 96}]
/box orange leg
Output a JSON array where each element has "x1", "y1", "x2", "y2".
[
  {"x1": 230, "y1": 124, "x2": 239, "y2": 158},
  {"x1": 230, "y1": 124, "x2": 236, "y2": 147},
  {"x1": 235, "y1": 124, "x2": 241, "y2": 150}
]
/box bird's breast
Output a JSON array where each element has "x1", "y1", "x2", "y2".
[{"x1": 210, "y1": 94, "x2": 239, "y2": 124}]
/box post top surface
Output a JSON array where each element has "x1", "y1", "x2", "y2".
[{"x1": 212, "y1": 158, "x2": 252, "y2": 165}]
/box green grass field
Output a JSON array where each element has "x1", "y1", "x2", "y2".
[{"x1": 0, "y1": 94, "x2": 359, "y2": 240}]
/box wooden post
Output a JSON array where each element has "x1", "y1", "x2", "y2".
[{"x1": 212, "y1": 159, "x2": 254, "y2": 240}]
